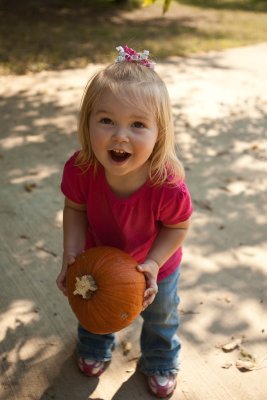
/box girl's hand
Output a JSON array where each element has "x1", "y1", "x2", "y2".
[
  {"x1": 137, "y1": 259, "x2": 159, "y2": 310},
  {"x1": 56, "y1": 252, "x2": 76, "y2": 296}
]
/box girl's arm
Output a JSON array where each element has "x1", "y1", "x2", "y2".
[
  {"x1": 138, "y1": 219, "x2": 190, "y2": 309},
  {"x1": 56, "y1": 197, "x2": 88, "y2": 295}
]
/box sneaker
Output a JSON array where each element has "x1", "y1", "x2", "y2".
[
  {"x1": 147, "y1": 374, "x2": 177, "y2": 398},
  {"x1": 78, "y1": 357, "x2": 105, "y2": 377}
]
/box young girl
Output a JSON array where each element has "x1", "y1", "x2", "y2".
[{"x1": 56, "y1": 45, "x2": 193, "y2": 398}]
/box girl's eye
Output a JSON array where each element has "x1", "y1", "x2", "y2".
[
  {"x1": 132, "y1": 121, "x2": 145, "y2": 128},
  {"x1": 100, "y1": 118, "x2": 113, "y2": 125}
]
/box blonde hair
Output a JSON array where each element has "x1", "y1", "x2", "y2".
[{"x1": 76, "y1": 61, "x2": 184, "y2": 185}]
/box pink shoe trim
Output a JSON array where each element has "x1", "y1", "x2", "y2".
[
  {"x1": 148, "y1": 374, "x2": 177, "y2": 398},
  {"x1": 78, "y1": 357, "x2": 105, "y2": 377}
]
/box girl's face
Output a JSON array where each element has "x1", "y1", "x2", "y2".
[{"x1": 89, "y1": 89, "x2": 158, "y2": 184}]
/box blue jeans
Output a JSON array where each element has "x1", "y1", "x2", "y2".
[{"x1": 77, "y1": 268, "x2": 181, "y2": 376}]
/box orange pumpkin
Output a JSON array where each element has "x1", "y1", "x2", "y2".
[{"x1": 66, "y1": 246, "x2": 146, "y2": 334}]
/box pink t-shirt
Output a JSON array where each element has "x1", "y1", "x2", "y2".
[{"x1": 61, "y1": 152, "x2": 193, "y2": 281}]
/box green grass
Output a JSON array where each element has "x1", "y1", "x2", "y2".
[
  {"x1": 0, "y1": 0, "x2": 267, "y2": 75},
  {"x1": 177, "y1": 0, "x2": 267, "y2": 12}
]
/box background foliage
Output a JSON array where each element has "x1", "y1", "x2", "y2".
[{"x1": 0, "y1": 0, "x2": 267, "y2": 74}]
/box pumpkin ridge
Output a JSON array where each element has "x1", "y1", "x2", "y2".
[
  {"x1": 86, "y1": 296, "x2": 136, "y2": 334},
  {"x1": 81, "y1": 311, "x2": 106, "y2": 334},
  {"x1": 94, "y1": 290, "x2": 143, "y2": 307},
  {"x1": 97, "y1": 287, "x2": 144, "y2": 300}
]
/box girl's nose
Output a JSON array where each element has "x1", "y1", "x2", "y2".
[{"x1": 112, "y1": 127, "x2": 130, "y2": 142}]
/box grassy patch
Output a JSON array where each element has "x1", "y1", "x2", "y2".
[
  {"x1": 177, "y1": 0, "x2": 267, "y2": 12},
  {"x1": 0, "y1": 0, "x2": 267, "y2": 74}
]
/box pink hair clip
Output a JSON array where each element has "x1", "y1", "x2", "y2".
[{"x1": 115, "y1": 45, "x2": 156, "y2": 69}]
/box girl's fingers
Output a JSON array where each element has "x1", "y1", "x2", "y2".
[
  {"x1": 142, "y1": 286, "x2": 158, "y2": 309},
  {"x1": 56, "y1": 278, "x2": 65, "y2": 292},
  {"x1": 143, "y1": 293, "x2": 156, "y2": 310},
  {"x1": 144, "y1": 286, "x2": 158, "y2": 299},
  {"x1": 57, "y1": 253, "x2": 77, "y2": 296},
  {"x1": 68, "y1": 256, "x2": 75, "y2": 265},
  {"x1": 56, "y1": 270, "x2": 68, "y2": 295}
]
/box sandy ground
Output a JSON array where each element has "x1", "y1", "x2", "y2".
[{"x1": 0, "y1": 43, "x2": 267, "y2": 399}]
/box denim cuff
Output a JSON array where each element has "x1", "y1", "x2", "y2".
[{"x1": 138, "y1": 358, "x2": 180, "y2": 377}]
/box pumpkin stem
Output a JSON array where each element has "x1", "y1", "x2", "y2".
[{"x1": 73, "y1": 275, "x2": 98, "y2": 299}]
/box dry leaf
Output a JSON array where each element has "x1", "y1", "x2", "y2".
[
  {"x1": 125, "y1": 368, "x2": 135, "y2": 373},
  {"x1": 235, "y1": 360, "x2": 256, "y2": 371},
  {"x1": 221, "y1": 362, "x2": 232, "y2": 369},
  {"x1": 194, "y1": 200, "x2": 213, "y2": 211},
  {"x1": 180, "y1": 309, "x2": 200, "y2": 315},
  {"x1": 122, "y1": 341, "x2": 132, "y2": 356},
  {"x1": 235, "y1": 349, "x2": 267, "y2": 372},
  {"x1": 20, "y1": 234, "x2": 29, "y2": 239},
  {"x1": 217, "y1": 296, "x2": 231, "y2": 303},
  {"x1": 221, "y1": 337, "x2": 243, "y2": 352},
  {"x1": 250, "y1": 144, "x2": 259, "y2": 151},
  {"x1": 35, "y1": 246, "x2": 57, "y2": 257},
  {"x1": 128, "y1": 356, "x2": 140, "y2": 362},
  {"x1": 217, "y1": 150, "x2": 230, "y2": 156},
  {"x1": 239, "y1": 347, "x2": 256, "y2": 363},
  {"x1": 219, "y1": 186, "x2": 231, "y2": 192},
  {"x1": 24, "y1": 183, "x2": 37, "y2": 192}
]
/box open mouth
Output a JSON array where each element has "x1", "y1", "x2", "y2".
[{"x1": 109, "y1": 150, "x2": 131, "y2": 163}]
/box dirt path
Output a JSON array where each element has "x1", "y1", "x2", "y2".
[{"x1": 1, "y1": 43, "x2": 267, "y2": 399}]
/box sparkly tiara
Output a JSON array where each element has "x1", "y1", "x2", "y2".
[{"x1": 115, "y1": 45, "x2": 156, "y2": 69}]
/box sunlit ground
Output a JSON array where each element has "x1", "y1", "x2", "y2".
[{"x1": 0, "y1": 44, "x2": 267, "y2": 398}]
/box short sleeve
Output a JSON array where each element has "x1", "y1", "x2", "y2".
[
  {"x1": 60, "y1": 152, "x2": 88, "y2": 204},
  {"x1": 158, "y1": 181, "x2": 193, "y2": 225}
]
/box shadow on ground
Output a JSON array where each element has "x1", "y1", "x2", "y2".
[{"x1": 1, "y1": 56, "x2": 267, "y2": 398}]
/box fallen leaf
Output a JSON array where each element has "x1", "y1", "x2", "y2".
[
  {"x1": 250, "y1": 144, "x2": 259, "y2": 151},
  {"x1": 122, "y1": 341, "x2": 132, "y2": 356},
  {"x1": 20, "y1": 234, "x2": 30, "y2": 239},
  {"x1": 235, "y1": 360, "x2": 256, "y2": 371},
  {"x1": 221, "y1": 362, "x2": 232, "y2": 369},
  {"x1": 193, "y1": 199, "x2": 213, "y2": 211},
  {"x1": 180, "y1": 309, "x2": 200, "y2": 315},
  {"x1": 235, "y1": 350, "x2": 267, "y2": 372},
  {"x1": 36, "y1": 246, "x2": 58, "y2": 257},
  {"x1": 217, "y1": 296, "x2": 231, "y2": 303},
  {"x1": 128, "y1": 356, "x2": 140, "y2": 362},
  {"x1": 219, "y1": 186, "x2": 231, "y2": 192},
  {"x1": 216, "y1": 150, "x2": 230, "y2": 156},
  {"x1": 221, "y1": 337, "x2": 243, "y2": 352},
  {"x1": 239, "y1": 347, "x2": 256, "y2": 363},
  {"x1": 24, "y1": 183, "x2": 37, "y2": 192},
  {"x1": 125, "y1": 368, "x2": 135, "y2": 373}
]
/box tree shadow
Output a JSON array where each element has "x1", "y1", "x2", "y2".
[
  {"x1": 0, "y1": 84, "x2": 81, "y2": 398},
  {"x1": 172, "y1": 99, "x2": 267, "y2": 348},
  {"x1": 171, "y1": 96, "x2": 267, "y2": 248},
  {"x1": 0, "y1": 310, "x2": 99, "y2": 400},
  {"x1": 39, "y1": 354, "x2": 100, "y2": 400},
  {"x1": 179, "y1": 262, "x2": 267, "y2": 344},
  {"x1": 1, "y1": 55, "x2": 267, "y2": 398},
  {"x1": 111, "y1": 369, "x2": 155, "y2": 400}
]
